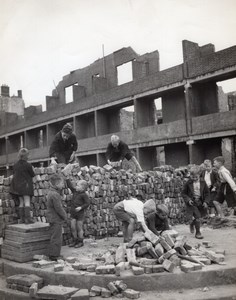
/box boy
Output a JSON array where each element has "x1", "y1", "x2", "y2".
[
  {"x1": 201, "y1": 159, "x2": 220, "y2": 217},
  {"x1": 113, "y1": 196, "x2": 156, "y2": 242},
  {"x1": 146, "y1": 204, "x2": 170, "y2": 236},
  {"x1": 47, "y1": 174, "x2": 67, "y2": 261},
  {"x1": 182, "y1": 166, "x2": 210, "y2": 239},
  {"x1": 213, "y1": 156, "x2": 236, "y2": 216},
  {"x1": 67, "y1": 179, "x2": 91, "y2": 248}
]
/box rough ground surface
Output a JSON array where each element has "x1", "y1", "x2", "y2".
[{"x1": 0, "y1": 218, "x2": 236, "y2": 299}]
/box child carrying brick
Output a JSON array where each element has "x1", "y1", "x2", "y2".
[
  {"x1": 182, "y1": 165, "x2": 210, "y2": 239},
  {"x1": 113, "y1": 196, "x2": 156, "y2": 242},
  {"x1": 10, "y1": 148, "x2": 35, "y2": 224},
  {"x1": 213, "y1": 156, "x2": 236, "y2": 216},
  {"x1": 47, "y1": 174, "x2": 68, "y2": 261},
  {"x1": 67, "y1": 179, "x2": 91, "y2": 248}
]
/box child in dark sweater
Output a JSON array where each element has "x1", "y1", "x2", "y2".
[
  {"x1": 47, "y1": 174, "x2": 67, "y2": 261},
  {"x1": 67, "y1": 179, "x2": 90, "y2": 248}
]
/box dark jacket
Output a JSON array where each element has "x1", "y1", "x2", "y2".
[
  {"x1": 46, "y1": 187, "x2": 67, "y2": 224},
  {"x1": 200, "y1": 169, "x2": 220, "y2": 191},
  {"x1": 10, "y1": 160, "x2": 35, "y2": 196},
  {"x1": 49, "y1": 131, "x2": 78, "y2": 163},
  {"x1": 146, "y1": 212, "x2": 170, "y2": 236},
  {"x1": 182, "y1": 179, "x2": 210, "y2": 206},
  {"x1": 106, "y1": 140, "x2": 133, "y2": 162},
  {"x1": 67, "y1": 180, "x2": 90, "y2": 218}
]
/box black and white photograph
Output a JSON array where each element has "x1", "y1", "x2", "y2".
[{"x1": 0, "y1": 0, "x2": 236, "y2": 299}]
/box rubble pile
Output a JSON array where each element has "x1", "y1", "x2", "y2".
[{"x1": 0, "y1": 164, "x2": 187, "y2": 245}]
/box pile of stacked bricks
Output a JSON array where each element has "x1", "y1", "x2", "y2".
[{"x1": 0, "y1": 163, "x2": 188, "y2": 247}]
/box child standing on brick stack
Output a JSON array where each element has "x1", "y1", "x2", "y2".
[
  {"x1": 213, "y1": 156, "x2": 236, "y2": 216},
  {"x1": 67, "y1": 179, "x2": 90, "y2": 248},
  {"x1": 47, "y1": 174, "x2": 68, "y2": 261},
  {"x1": 10, "y1": 148, "x2": 35, "y2": 224},
  {"x1": 182, "y1": 165, "x2": 210, "y2": 239}
]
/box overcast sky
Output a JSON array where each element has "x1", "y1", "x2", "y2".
[{"x1": 1, "y1": 0, "x2": 236, "y2": 110}]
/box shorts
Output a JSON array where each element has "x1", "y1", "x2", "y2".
[
  {"x1": 185, "y1": 204, "x2": 207, "y2": 223},
  {"x1": 215, "y1": 183, "x2": 236, "y2": 208},
  {"x1": 113, "y1": 201, "x2": 134, "y2": 224},
  {"x1": 70, "y1": 210, "x2": 85, "y2": 221}
]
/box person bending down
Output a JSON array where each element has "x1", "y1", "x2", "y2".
[
  {"x1": 113, "y1": 196, "x2": 156, "y2": 242},
  {"x1": 146, "y1": 204, "x2": 170, "y2": 236},
  {"x1": 106, "y1": 135, "x2": 142, "y2": 172}
]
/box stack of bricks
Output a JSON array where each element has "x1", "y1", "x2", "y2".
[
  {"x1": 0, "y1": 164, "x2": 188, "y2": 245},
  {"x1": 6, "y1": 274, "x2": 43, "y2": 294}
]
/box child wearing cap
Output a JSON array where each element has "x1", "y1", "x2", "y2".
[
  {"x1": 67, "y1": 179, "x2": 91, "y2": 248},
  {"x1": 182, "y1": 165, "x2": 210, "y2": 239},
  {"x1": 46, "y1": 174, "x2": 68, "y2": 261},
  {"x1": 213, "y1": 156, "x2": 236, "y2": 216},
  {"x1": 146, "y1": 204, "x2": 170, "y2": 236},
  {"x1": 49, "y1": 123, "x2": 78, "y2": 164},
  {"x1": 113, "y1": 196, "x2": 156, "y2": 242}
]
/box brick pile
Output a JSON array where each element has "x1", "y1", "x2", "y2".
[
  {"x1": 6, "y1": 274, "x2": 43, "y2": 293},
  {"x1": 0, "y1": 164, "x2": 188, "y2": 246}
]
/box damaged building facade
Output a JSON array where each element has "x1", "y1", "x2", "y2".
[{"x1": 0, "y1": 40, "x2": 236, "y2": 176}]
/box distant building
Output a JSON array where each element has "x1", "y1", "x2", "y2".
[{"x1": 0, "y1": 85, "x2": 24, "y2": 116}]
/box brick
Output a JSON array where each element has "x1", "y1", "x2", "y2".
[
  {"x1": 169, "y1": 254, "x2": 181, "y2": 266},
  {"x1": 29, "y1": 282, "x2": 38, "y2": 298},
  {"x1": 103, "y1": 251, "x2": 115, "y2": 265},
  {"x1": 37, "y1": 285, "x2": 79, "y2": 299},
  {"x1": 115, "y1": 244, "x2": 126, "y2": 264},
  {"x1": 144, "y1": 265, "x2": 153, "y2": 274},
  {"x1": 180, "y1": 262, "x2": 195, "y2": 272},
  {"x1": 163, "y1": 249, "x2": 176, "y2": 259},
  {"x1": 54, "y1": 264, "x2": 64, "y2": 272},
  {"x1": 123, "y1": 289, "x2": 140, "y2": 299},
  {"x1": 162, "y1": 233, "x2": 175, "y2": 247},
  {"x1": 154, "y1": 243, "x2": 164, "y2": 257},
  {"x1": 162, "y1": 259, "x2": 175, "y2": 273},
  {"x1": 132, "y1": 266, "x2": 144, "y2": 275},
  {"x1": 203, "y1": 250, "x2": 225, "y2": 263},
  {"x1": 32, "y1": 260, "x2": 55, "y2": 269},
  {"x1": 152, "y1": 265, "x2": 165, "y2": 273},
  {"x1": 146, "y1": 242, "x2": 159, "y2": 259},
  {"x1": 65, "y1": 256, "x2": 77, "y2": 264},
  {"x1": 191, "y1": 256, "x2": 211, "y2": 265},
  {"x1": 161, "y1": 229, "x2": 178, "y2": 238},
  {"x1": 101, "y1": 288, "x2": 112, "y2": 298},
  {"x1": 90, "y1": 286, "x2": 102, "y2": 296},
  {"x1": 114, "y1": 280, "x2": 127, "y2": 292},
  {"x1": 107, "y1": 282, "x2": 119, "y2": 294},
  {"x1": 144, "y1": 231, "x2": 160, "y2": 246},
  {"x1": 96, "y1": 265, "x2": 115, "y2": 275},
  {"x1": 86, "y1": 264, "x2": 97, "y2": 272},
  {"x1": 139, "y1": 258, "x2": 157, "y2": 265},
  {"x1": 136, "y1": 246, "x2": 148, "y2": 256},
  {"x1": 71, "y1": 289, "x2": 89, "y2": 300},
  {"x1": 159, "y1": 237, "x2": 172, "y2": 251}
]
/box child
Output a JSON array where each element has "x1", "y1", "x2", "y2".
[
  {"x1": 146, "y1": 204, "x2": 170, "y2": 236},
  {"x1": 113, "y1": 196, "x2": 156, "y2": 242},
  {"x1": 182, "y1": 165, "x2": 210, "y2": 239},
  {"x1": 67, "y1": 179, "x2": 90, "y2": 248},
  {"x1": 10, "y1": 148, "x2": 35, "y2": 224},
  {"x1": 213, "y1": 156, "x2": 236, "y2": 216},
  {"x1": 201, "y1": 159, "x2": 220, "y2": 217},
  {"x1": 47, "y1": 174, "x2": 67, "y2": 261}
]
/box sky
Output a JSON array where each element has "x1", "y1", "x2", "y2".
[{"x1": 1, "y1": 0, "x2": 236, "y2": 111}]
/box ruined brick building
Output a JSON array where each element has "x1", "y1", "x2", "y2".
[{"x1": 0, "y1": 40, "x2": 236, "y2": 176}]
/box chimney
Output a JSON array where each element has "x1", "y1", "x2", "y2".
[
  {"x1": 1, "y1": 85, "x2": 10, "y2": 97},
  {"x1": 17, "y1": 90, "x2": 22, "y2": 98}
]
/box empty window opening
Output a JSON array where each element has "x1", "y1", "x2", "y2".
[
  {"x1": 217, "y1": 78, "x2": 236, "y2": 112},
  {"x1": 65, "y1": 86, "x2": 73, "y2": 104},
  {"x1": 117, "y1": 61, "x2": 133, "y2": 85},
  {"x1": 120, "y1": 105, "x2": 134, "y2": 131},
  {"x1": 155, "y1": 98, "x2": 163, "y2": 124}
]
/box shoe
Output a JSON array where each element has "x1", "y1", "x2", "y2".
[
  {"x1": 69, "y1": 241, "x2": 77, "y2": 247},
  {"x1": 189, "y1": 223, "x2": 194, "y2": 234},
  {"x1": 74, "y1": 242, "x2": 84, "y2": 248},
  {"x1": 195, "y1": 233, "x2": 203, "y2": 239}
]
